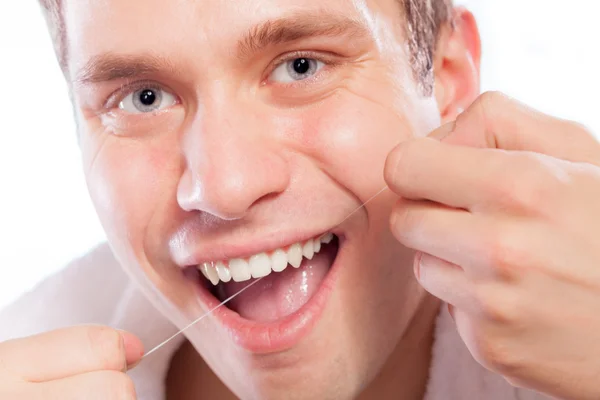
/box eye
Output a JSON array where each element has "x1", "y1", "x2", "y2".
[
  {"x1": 118, "y1": 87, "x2": 177, "y2": 114},
  {"x1": 270, "y1": 57, "x2": 325, "y2": 83}
]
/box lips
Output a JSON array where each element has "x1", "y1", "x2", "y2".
[{"x1": 183, "y1": 233, "x2": 341, "y2": 353}]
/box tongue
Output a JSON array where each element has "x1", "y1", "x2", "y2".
[{"x1": 220, "y1": 244, "x2": 335, "y2": 322}]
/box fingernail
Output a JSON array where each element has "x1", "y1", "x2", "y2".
[
  {"x1": 447, "y1": 303, "x2": 456, "y2": 321},
  {"x1": 414, "y1": 252, "x2": 423, "y2": 280},
  {"x1": 429, "y1": 120, "x2": 456, "y2": 141},
  {"x1": 118, "y1": 330, "x2": 145, "y2": 368}
]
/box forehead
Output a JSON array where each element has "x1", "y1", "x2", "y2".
[{"x1": 63, "y1": 0, "x2": 403, "y2": 74}]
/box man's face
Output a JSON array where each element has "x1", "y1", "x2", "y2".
[{"x1": 67, "y1": 0, "x2": 445, "y2": 397}]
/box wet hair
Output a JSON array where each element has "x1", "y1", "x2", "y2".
[
  {"x1": 403, "y1": 0, "x2": 454, "y2": 94},
  {"x1": 37, "y1": 0, "x2": 453, "y2": 94}
]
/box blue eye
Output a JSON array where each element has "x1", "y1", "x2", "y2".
[
  {"x1": 270, "y1": 57, "x2": 324, "y2": 83},
  {"x1": 119, "y1": 87, "x2": 177, "y2": 114}
]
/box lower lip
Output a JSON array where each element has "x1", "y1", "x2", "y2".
[{"x1": 193, "y1": 238, "x2": 344, "y2": 354}]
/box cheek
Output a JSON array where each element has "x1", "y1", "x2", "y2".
[
  {"x1": 82, "y1": 135, "x2": 182, "y2": 262},
  {"x1": 294, "y1": 92, "x2": 417, "y2": 203}
]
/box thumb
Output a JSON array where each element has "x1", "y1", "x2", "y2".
[
  {"x1": 118, "y1": 330, "x2": 145, "y2": 370},
  {"x1": 429, "y1": 92, "x2": 600, "y2": 166}
]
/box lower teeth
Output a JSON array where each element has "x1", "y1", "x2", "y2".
[{"x1": 211, "y1": 238, "x2": 338, "y2": 322}]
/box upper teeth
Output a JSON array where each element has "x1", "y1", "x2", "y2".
[{"x1": 198, "y1": 233, "x2": 334, "y2": 286}]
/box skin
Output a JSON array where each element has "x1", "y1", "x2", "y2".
[
  {"x1": 385, "y1": 93, "x2": 600, "y2": 400},
  {"x1": 62, "y1": 0, "x2": 479, "y2": 398},
  {"x1": 9, "y1": 1, "x2": 600, "y2": 399},
  {"x1": 0, "y1": 327, "x2": 144, "y2": 399}
]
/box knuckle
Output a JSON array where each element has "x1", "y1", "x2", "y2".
[
  {"x1": 476, "y1": 91, "x2": 510, "y2": 111},
  {"x1": 496, "y1": 154, "x2": 564, "y2": 216},
  {"x1": 471, "y1": 331, "x2": 523, "y2": 375},
  {"x1": 474, "y1": 284, "x2": 523, "y2": 325},
  {"x1": 390, "y1": 200, "x2": 424, "y2": 244},
  {"x1": 565, "y1": 120, "x2": 595, "y2": 141},
  {"x1": 563, "y1": 121, "x2": 600, "y2": 162},
  {"x1": 86, "y1": 326, "x2": 126, "y2": 371},
  {"x1": 487, "y1": 230, "x2": 517, "y2": 274},
  {"x1": 486, "y1": 228, "x2": 533, "y2": 278}
]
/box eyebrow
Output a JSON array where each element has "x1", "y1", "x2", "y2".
[
  {"x1": 237, "y1": 12, "x2": 371, "y2": 59},
  {"x1": 73, "y1": 12, "x2": 370, "y2": 85},
  {"x1": 73, "y1": 53, "x2": 177, "y2": 86}
]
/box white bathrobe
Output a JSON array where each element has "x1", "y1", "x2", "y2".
[{"x1": 0, "y1": 244, "x2": 553, "y2": 400}]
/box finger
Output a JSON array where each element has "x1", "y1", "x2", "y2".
[
  {"x1": 439, "y1": 91, "x2": 600, "y2": 166},
  {"x1": 32, "y1": 371, "x2": 137, "y2": 400},
  {"x1": 391, "y1": 199, "x2": 495, "y2": 278},
  {"x1": 415, "y1": 253, "x2": 479, "y2": 313},
  {"x1": 385, "y1": 137, "x2": 499, "y2": 209},
  {"x1": 391, "y1": 199, "x2": 600, "y2": 285},
  {"x1": 0, "y1": 326, "x2": 144, "y2": 382},
  {"x1": 385, "y1": 136, "x2": 568, "y2": 212}
]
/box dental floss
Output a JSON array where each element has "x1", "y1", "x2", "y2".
[
  {"x1": 142, "y1": 278, "x2": 264, "y2": 358},
  {"x1": 335, "y1": 186, "x2": 388, "y2": 226},
  {"x1": 142, "y1": 185, "x2": 389, "y2": 359}
]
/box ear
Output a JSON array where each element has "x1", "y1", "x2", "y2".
[{"x1": 433, "y1": 7, "x2": 481, "y2": 123}]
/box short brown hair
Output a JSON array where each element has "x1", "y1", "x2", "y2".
[
  {"x1": 403, "y1": 0, "x2": 454, "y2": 93},
  {"x1": 38, "y1": 0, "x2": 453, "y2": 93}
]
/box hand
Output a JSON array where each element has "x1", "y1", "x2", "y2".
[
  {"x1": 384, "y1": 92, "x2": 600, "y2": 400},
  {"x1": 0, "y1": 326, "x2": 144, "y2": 399}
]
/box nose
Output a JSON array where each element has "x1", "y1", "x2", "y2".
[{"x1": 177, "y1": 100, "x2": 290, "y2": 220}]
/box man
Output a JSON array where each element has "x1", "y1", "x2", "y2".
[{"x1": 1, "y1": 0, "x2": 599, "y2": 399}]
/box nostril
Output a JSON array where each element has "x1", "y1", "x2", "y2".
[
  {"x1": 177, "y1": 171, "x2": 286, "y2": 220},
  {"x1": 252, "y1": 191, "x2": 282, "y2": 206},
  {"x1": 177, "y1": 142, "x2": 290, "y2": 219}
]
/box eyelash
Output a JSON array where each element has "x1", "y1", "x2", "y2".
[
  {"x1": 104, "y1": 81, "x2": 174, "y2": 110},
  {"x1": 102, "y1": 50, "x2": 337, "y2": 109},
  {"x1": 265, "y1": 50, "x2": 338, "y2": 85}
]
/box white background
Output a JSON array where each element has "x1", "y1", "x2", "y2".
[{"x1": 0, "y1": 1, "x2": 598, "y2": 309}]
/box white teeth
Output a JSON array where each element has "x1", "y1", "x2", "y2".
[
  {"x1": 302, "y1": 239, "x2": 314, "y2": 260},
  {"x1": 320, "y1": 233, "x2": 334, "y2": 244},
  {"x1": 271, "y1": 249, "x2": 288, "y2": 272},
  {"x1": 229, "y1": 258, "x2": 251, "y2": 282},
  {"x1": 249, "y1": 253, "x2": 272, "y2": 278},
  {"x1": 197, "y1": 233, "x2": 335, "y2": 285},
  {"x1": 202, "y1": 262, "x2": 220, "y2": 286},
  {"x1": 215, "y1": 261, "x2": 231, "y2": 283},
  {"x1": 288, "y1": 243, "x2": 303, "y2": 268},
  {"x1": 199, "y1": 264, "x2": 210, "y2": 280}
]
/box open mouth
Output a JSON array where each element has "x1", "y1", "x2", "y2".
[
  {"x1": 183, "y1": 233, "x2": 341, "y2": 352},
  {"x1": 200, "y1": 233, "x2": 339, "y2": 322}
]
